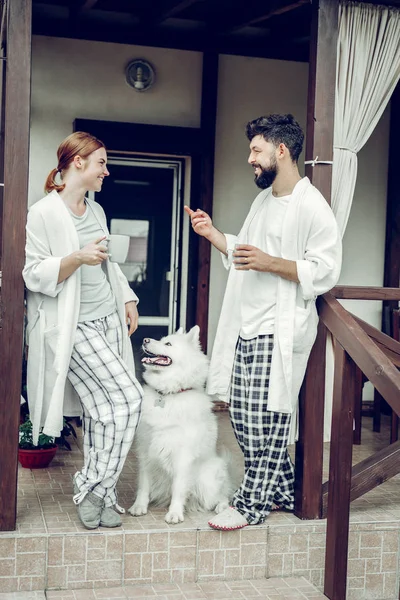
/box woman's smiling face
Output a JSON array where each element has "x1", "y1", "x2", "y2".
[{"x1": 80, "y1": 147, "x2": 110, "y2": 192}]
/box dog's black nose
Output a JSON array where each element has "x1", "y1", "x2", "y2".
[{"x1": 143, "y1": 338, "x2": 150, "y2": 344}]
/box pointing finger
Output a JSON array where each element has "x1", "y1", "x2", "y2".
[{"x1": 184, "y1": 206, "x2": 194, "y2": 216}]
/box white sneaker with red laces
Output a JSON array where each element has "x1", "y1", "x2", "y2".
[{"x1": 208, "y1": 506, "x2": 248, "y2": 531}]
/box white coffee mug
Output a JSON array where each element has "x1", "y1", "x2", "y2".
[{"x1": 107, "y1": 234, "x2": 130, "y2": 263}]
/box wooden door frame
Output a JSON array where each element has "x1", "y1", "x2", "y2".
[
  {"x1": 75, "y1": 54, "x2": 218, "y2": 353},
  {"x1": 74, "y1": 117, "x2": 207, "y2": 346}
]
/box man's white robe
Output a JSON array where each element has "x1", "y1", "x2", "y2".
[
  {"x1": 207, "y1": 177, "x2": 342, "y2": 444},
  {"x1": 23, "y1": 191, "x2": 140, "y2": 444}
]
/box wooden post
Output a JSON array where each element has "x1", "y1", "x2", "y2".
[
  {"x1": 294, "y1": 320, "x2": 326, "y2": 519},
  {"x1": 353, "y1": 366, "x2": 363, "y2": 445},
  {"x1": 324, "y1": 344, "x2": 355, "y2": 600},
  {"x1": 0, "y1": 0, "x2": 32, "y2": 531},
  {"x1": 196, "y1": 52, "x2": 219, "y2": 353},
  {"x1": 295, "y1": 0, "x2": 338, "y2": 519},
  {"x1": 378, "y1": 82, "x2": 400, "y2": 432}
]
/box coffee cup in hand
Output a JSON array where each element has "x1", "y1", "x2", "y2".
[{"x1": 106, "y1": 234, "x2": 130, "y2": 263}]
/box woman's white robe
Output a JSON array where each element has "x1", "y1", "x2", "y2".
[
  {"x1": 23, "y1": 191, "x2": 139, "y2": 444},
  {"x1": 207, "y1": 177, "x2": 342, "y2": 443}
]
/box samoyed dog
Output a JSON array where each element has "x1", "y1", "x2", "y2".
[{"x1": 128, "y1": 326, "x2": 232, "y2": 524}]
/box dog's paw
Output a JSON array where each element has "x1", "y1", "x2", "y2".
[
  {"x1": 165, "y1": 510, "x2": 184, "y2": 524},
  {"x1": 128, "y1": 503, "x2": 148, "y2": 517},
  {"x1": 215, "y1": 501, "x2": 229, "y2": 514}
]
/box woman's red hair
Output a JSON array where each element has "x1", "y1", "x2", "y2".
[{"x1": 45, "y1": 131, "x2": 106, "y2": 194}]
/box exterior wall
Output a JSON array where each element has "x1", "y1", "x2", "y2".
[
  {"x1": 29, "y1": 36, "x2": 202, "y2": 205},
  {"x1": 29, "y1": 37, "x2": 390, "y2": 363}
]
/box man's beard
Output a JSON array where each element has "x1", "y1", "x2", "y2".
[{"x1": 254, "y1": 161, "x2": 278, "y2": 189}]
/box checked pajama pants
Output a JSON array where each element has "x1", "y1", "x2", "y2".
[
  {"x1": 229, "y1": 334, "x2": 295, "y2": 525},
  {"x1": 68, "y1": 312, "x2": 143, "y2": 508}
]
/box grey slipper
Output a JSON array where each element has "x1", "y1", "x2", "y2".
[
  {"x1": 75, "y1": 492, "x2": 103, "y2": 529},
  {"x1": 100, "y1": 506, "x2": 122, "y2": 528}
]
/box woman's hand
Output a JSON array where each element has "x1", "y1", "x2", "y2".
[
  {"x1": 58, "y1": 236, "x2": 108, "y2": 283},
  {"x1": 125, "y1": 301, "x2": 139, "y2": 336},
  {"x1": 77, "y1": 236, "x2": 109, "y2": 266}
]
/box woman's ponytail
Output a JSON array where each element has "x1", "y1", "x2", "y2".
[{"x1": 44, "y1": 167, "x2": 66, "y2": 194}]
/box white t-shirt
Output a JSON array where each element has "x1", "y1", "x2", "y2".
[
  {"x1": 69, "y1": 203, "x2": 116, "y2": 323},
  {"x1": 240, "y1": 192, "x2": 291, "y2": 339}
]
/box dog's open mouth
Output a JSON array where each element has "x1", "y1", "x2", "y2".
[{"x1": 142, "y1": 350, "x2": 172, "y2": 367}]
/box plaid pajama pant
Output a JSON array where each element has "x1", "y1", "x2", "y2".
[
  {"x1": 68, "y1": 312, "x2": 143, "y2": 508},
  {"x1": 229, "y1": 335, "x2": 295, "y2": 525}
]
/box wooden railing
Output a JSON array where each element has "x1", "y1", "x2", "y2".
[{"x1": 316, "y1": 287, "x2": 400, "y2": 600}]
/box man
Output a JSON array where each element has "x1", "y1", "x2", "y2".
[{"x1": 184, "y1": 114, "x2": 342, "y2": 531}]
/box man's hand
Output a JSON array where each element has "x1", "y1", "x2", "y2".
[
  {"x1": 184, "y1": 206, "x2": 213, "y2": 238},
  {"x1": 233, "y1": 245, "x2": 273, "y2": 271},
  {"x1": 125, "y1": 301, "x2": 139, "y2": 336},
  {"x1": 233, "y1": 244, "x2": 299, "y2": 282},
  {"x1": 184, "y1": 205, "x2": 228, "y2": 255}
]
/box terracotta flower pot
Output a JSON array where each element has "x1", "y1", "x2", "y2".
[{"x1": 18, "y1": 445, "x2": 58, "y2": 469}]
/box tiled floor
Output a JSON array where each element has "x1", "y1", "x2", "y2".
[
  {"x1": 2, "y1": 410, "x2": 400, "y2": 597},
  {"x1": 0, "y1": 577, "x2": 327, "y2": 600},
  {"x1": 13, "y1": 410, "x2": 400, "y2": 535}
]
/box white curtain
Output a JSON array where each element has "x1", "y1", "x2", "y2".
[
  {"x1": 324, "y1": 1, "x2": 400, "y2": 441},
  {"x1": 332, "y1": 1, "x2": 400, "y2": 235}
]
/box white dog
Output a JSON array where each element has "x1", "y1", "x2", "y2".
[{"x1": 128, "y1": 326, "x2": 231, "y2": 524}]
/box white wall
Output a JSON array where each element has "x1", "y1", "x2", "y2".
[
  {"x1": 29, "y1": 36, "x2": 202, "y2": 204},
  {"x1": 29, "y1": 38, "x2": 390, "y2": 358},
  {"x1": 208, "y1": 53, "x2": 390, "y2": 352},
  {"x1": 209, "y1": 55, "x2": 309, "y2": 347}
]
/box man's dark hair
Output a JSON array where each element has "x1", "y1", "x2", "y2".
[{"x1": 246, "y1": 114, "x2": 304, "y2": 163}]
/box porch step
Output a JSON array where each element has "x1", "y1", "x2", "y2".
[{"x1": 0, "y1": 577, "x2": 326, "y2": 600}]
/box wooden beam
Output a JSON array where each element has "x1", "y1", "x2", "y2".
[
  {"x1": 294, "y1": 321, "x2": 326, "y2": 519},
  {"x1": 196, "y1": 52, "x2": 218, "y2": 354},
  {"x1": 294, "y1": 0, "x2": 338, "y2": 522},
  {"x1": 305, "y1": 0, "x2": 338, "y2": 202},
  {"x1": 324, "y1": 344, "x2": 355, "y2": 600},
  {"x1": 31, "y1": 13, "x2": 309, "y2": 63},
  {"x1": 0, "y1": 0, "x2": 32, "y2": 532},
  {"x1": 319, "y1": 293, "x2": 400, "y2": 415},
  {"x1": 0, "y1": 55, "x2": 5, "y2": 262},
  {"x1": 352, "y1": 314, "x2": 400, "y2": 361},
  {"x1": 321, "y1": 440, "x2": 400, "y2": 517},
  {"x1": 224, "y1": 0, "x2": 309, "y2": 34},
  {"x1": 149, "y1": 0, "x2": 203, "y2": 25},
  {"x1": 79, "y1": 0, "x2": 100, "y2": 9},
  {"x1": 332, "y1": 285, "x2": 400, "y2": 301}
]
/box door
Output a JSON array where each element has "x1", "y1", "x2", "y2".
[{"x1": 92, "y1": 156, "x2": 186, "y2": 368}]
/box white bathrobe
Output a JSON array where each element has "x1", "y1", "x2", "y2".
[
  {"x1": 207, "y1": 177, "x2": 342, "y2": 443},
  {"x1": 23, "y1": 191, "x2": 139, "y2": 444}
]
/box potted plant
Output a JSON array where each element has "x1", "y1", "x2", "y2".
[{"x1": 18, "y1": 417, "x2": 58, "y2": 469}]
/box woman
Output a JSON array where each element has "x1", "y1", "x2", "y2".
[{"x1": 23, "y1": 132, "x2": 143, "y2": 530}]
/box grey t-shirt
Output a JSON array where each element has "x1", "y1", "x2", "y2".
[{"x1": 69, "y1": 203, "x2": 116, "y2": 322}]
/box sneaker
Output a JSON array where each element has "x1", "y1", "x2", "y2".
[
  {"x1": 100, "y1": 506, "x2": 122, "y2": 528},
  {"x1": 208, "y1": 506, "x2": 248, "y2": 531}
]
